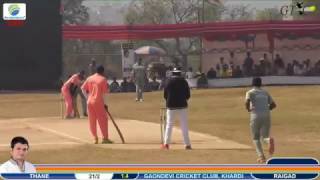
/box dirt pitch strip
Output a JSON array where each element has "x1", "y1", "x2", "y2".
[{"x1": 0, "y1": 117, "x2": 250, "y2": 151}]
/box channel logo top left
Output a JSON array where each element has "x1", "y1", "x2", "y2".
[{"x1": 3, "y1": 3, "x2": 26, "y2": 20}]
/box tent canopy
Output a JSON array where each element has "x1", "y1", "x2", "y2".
[
  {"x1": 134, "y1": 46, "x2": 166, "y2": 56},
  {"x1": 63, "y1": 20, "x2": 320, "y2": 41}
]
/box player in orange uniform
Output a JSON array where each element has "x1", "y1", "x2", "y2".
[
  {"x1": 61, "y1": 71, "x2": 85, "y2": 119},
  {"x1": 81, "y1": 66, "x2": 112, "y2": 144}
]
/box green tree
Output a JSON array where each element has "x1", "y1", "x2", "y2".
[
  {"x1": 61, "y1": 0, "x2": 89, "y2": 25},
  {"x1": 126, "y1": 0, "x2": 172, "y2": 24},
  {"x1": 62, "y1": 0, "x2": 91, "y2": 78},
  {"x1": 256, "y1": 8, "x2": 283, "y2": 20},
  {"x1": 203, "y1": 0, "x2": 225, "y2": 22},
  {"x1": 125, "y1": 0, "x2": 223, "y2": 70},
  {"x1": 222, "y1": 4, "x2": 254, "y2": 21}
]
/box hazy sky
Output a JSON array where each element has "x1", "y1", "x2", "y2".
[{"x1": 224, "y1": 0, "x2": 290, "y2": 9}]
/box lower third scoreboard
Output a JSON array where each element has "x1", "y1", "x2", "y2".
[{"x1": 1, "y1": 158, "x2": 319, "y2": 180}]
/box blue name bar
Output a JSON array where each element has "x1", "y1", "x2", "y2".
[
  {"x1": 268, "y1": 158, "x2": 319, "y2": 165},
  {"x1": 1, "y1": 173, "x2": 254, "y2": 180},
  {"x1": 136, "y1": 173, "x2": 253, "y2": 179},
  {"x1": 1, "y1": 173, "x2": 75, "y2": 179},
  {"x1": 252, "y1": 173, "x2": 319, "y2": 179},
  {"x1": 1, "y1": 172, "x2": 319, "y2": 179}
]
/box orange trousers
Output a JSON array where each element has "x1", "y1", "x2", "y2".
[
  {"x1": 87, "y1": 102, "x2": 108, "y2": 139},
  {"x1": 61, "y1": 86, "x2": 73, "y2": 117}
]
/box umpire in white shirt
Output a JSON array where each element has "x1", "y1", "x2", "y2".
[
  {"x1": 0, "y1": 136, "x2": 36, "y2": 173},
  {"x1": 162, "y1": 68, "x2": 192, "y2": 150}
]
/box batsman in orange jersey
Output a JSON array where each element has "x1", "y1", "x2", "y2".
[{"x1": 81, "y1": 65, "x2": 113, "y2": 144}]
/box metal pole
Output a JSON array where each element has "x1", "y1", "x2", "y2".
[
  {"x1": 199, "y1": 0, "x2": 204, "y2": 73},
  {"x1": 202, "y1": 0, "x2": 205, "y2": 23}
]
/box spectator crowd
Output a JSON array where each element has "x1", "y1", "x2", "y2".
[
  {"x1": 200, "y1": 52, "x2": 320, "y2": 80},
  {"x1": 108, "y1": 51, "x2": 320, "y2": 93},
  {"x1": 109, "y1": 76, "x2": 161, "y2": 93}
]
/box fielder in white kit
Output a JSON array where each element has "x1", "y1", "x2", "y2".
[{"x1": 245, "y1": 77, "x2": 276, "y2": 163}]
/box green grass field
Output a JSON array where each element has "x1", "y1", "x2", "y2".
[{"x1": 0, "y1": 86, "x2": 319, "y2": 164}]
